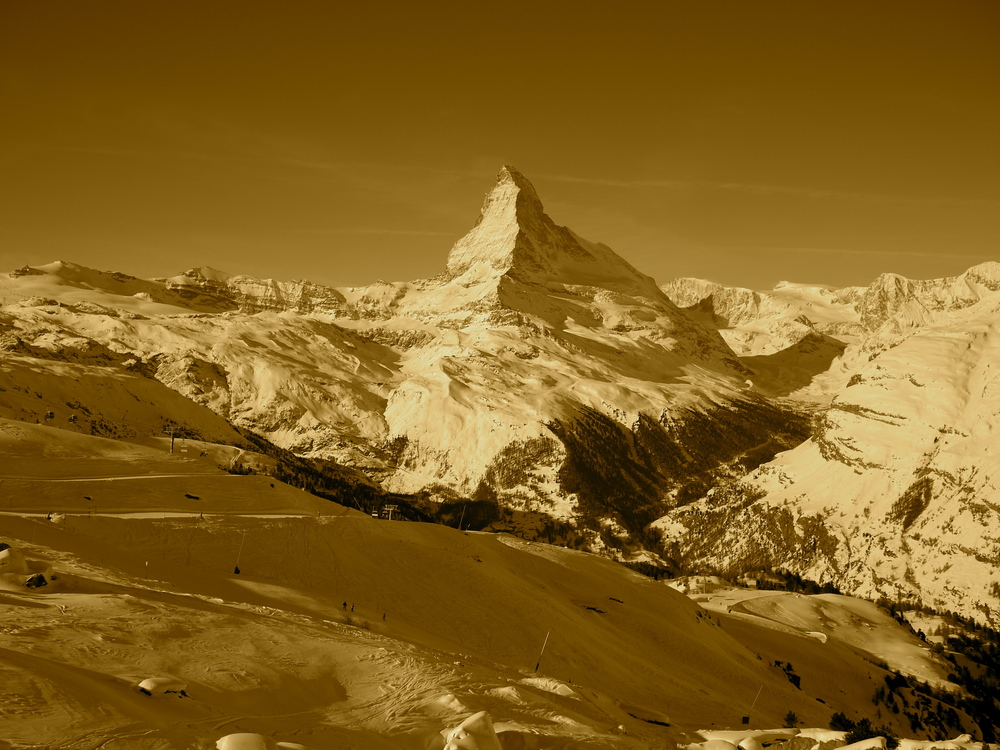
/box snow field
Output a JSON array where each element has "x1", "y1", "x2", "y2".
[
  {"x1": 0, "y1": 501, "x2": 826, "y2": 748},
  {"x1": 0, "y1": 422, "x2": 984, "y2": 748}
]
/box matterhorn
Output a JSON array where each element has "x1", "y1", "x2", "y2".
[{"x1": 3, "y1": 166, "x2": 1000, "y2": 626}]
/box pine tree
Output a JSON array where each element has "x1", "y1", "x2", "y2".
[{"x1": 829, "y1": 712, "x2": 856, "y2": 731}]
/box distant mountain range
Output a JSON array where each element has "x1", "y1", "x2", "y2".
[{"x1": 3, "y1": 166, "x2": 999, "y2": 624}]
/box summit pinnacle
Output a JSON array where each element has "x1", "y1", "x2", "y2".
[{"x1": 445, "y1": 166, "x2": 658, "y2": 297}]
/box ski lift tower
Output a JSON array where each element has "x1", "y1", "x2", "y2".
[
  {"x1": 162, "y1": 425, "x2": 181, "y2": 453},
  {"x1": 383, "y1": 504, "x2": 399, "y2": 521}
]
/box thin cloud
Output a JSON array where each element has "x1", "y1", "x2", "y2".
[
  {"x1": 758, "y1": 246, "x2": 997, "y2": 261},
  {"x1": 54, "y1": 145, "x2": 292, "y2": 167},
  {"x1": 46, "y1": 145, "x2": 1000, "y2": 210},
  {"x1": 275, "y1": 159, "x2": 485, "y2": 182},
  {"x1": 536, "y1": 172, "x2": 1000, "y2": 208},
  {"x1": 536, "y1": 173, "x2": 692, "y2": 190},
  {"x1": 288, "y1": 228, "x2": 456, "y2": 237}
]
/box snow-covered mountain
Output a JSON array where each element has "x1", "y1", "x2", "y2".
[
  {"x1": 0, "y1": 167, "x2": 806, "y2": 549},
  {"x1": 3, "y1": 166, "x2": 1000, "y2": 626},
  {"x1": 658, "y1": 265, "x2": 1000, "y2": 625},
  {"x1": 858, "y1": 263, "x2": 1000, "y2": 334}
]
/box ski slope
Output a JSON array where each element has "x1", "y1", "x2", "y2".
[{"x1": 0, "y1": 423, "x2": 937, "y2": 749}]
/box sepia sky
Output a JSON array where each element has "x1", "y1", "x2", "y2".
[{"x1": 1, "y1": 0, "x2": 998, "y2": 291}]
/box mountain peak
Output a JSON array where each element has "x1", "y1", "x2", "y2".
[
  {"x1": 495, "y1": 163, "x2": 537, "y2": 193},
  {"x1": 179, "y1": 266, "x2": 235, "y2": 283},
  {"x1": 445, "y1": 166, "x2": 545, "y2": 278},
  {"x1": 445, "y1": 167, "x2": 659, "y2": 296}
]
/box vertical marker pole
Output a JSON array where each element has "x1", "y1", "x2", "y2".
[
  {"x1": 743, "y1": 683, "x2": 763, "y2": 725},
  {"x1": 534, "y1": 630, "x2": 550, "y2": 673},
  {"x1": 234, "y1": 529, "x2": 247, "y2": 574}
]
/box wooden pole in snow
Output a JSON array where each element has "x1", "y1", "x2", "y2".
[
  {"x1": 534, "y1": 631, "x2": 550, "y2": 673},
  {"x1": 234, "y1": 530, "x2": 247, "y2": 574},
  {"x1": 743, "y1": 683, "x2": 764, "y2": 725}
]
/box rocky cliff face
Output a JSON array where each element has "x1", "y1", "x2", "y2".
[
  {"x1": 857, "y1": 262, "x2": 1000, "y2": 338},
  {"x1": 157, "y1": 268, "x2": 349, "y2": 316},
  {"x1": 654, "y1": 282, "x2": 1000, "y2": 624}
]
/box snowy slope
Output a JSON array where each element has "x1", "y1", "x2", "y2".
[
  {"x1": 1, "y1": 425, "x2": 985, "y2": 748},
  {"x1": 653, "y1": 261, "x2": 1000, "y2": 623},
  {"x1": 654, "y1": 301, "x2": 1000, "y2": 624},
  {"x1": 670, "y1": 580, "x2": 979, "y2": 738},
  {"x1": 858, "y1": 263, "x2": 1000, "y2": 334},
  {"x1": 0, "y1": 167, "x2": 806, "y2": 543},
  {"x1": 662, "y1": 278, "x2": 863, "y2": 355},
  {"x1": 1, "y1": 261, "x2": 235, "y2": 314},
  {"x1": 0, "y1": 348, "x2": 245, "y2": 445},
  {"x1": 662, "y1": 263, "x2": 1000, "y2": 401},
  {"x1": 0, "y1": 427, "x2": 837, "y2": 749}
]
